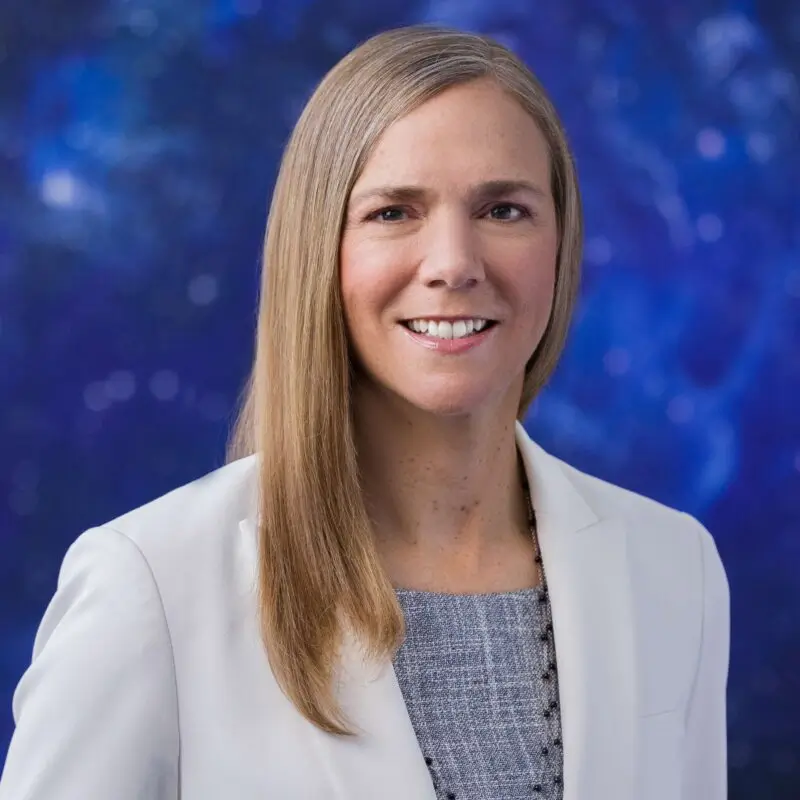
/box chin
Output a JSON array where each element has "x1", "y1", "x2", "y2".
[
  {"x1": 397, "y1": 381, "x2": 503, "y2": 419},
  {"x1": 357, "y1": 368, "x2": 523, "y2": 420}
]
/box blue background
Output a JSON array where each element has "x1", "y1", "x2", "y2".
[{"x1": 1, "y1": 0, "x2": 798, "y2": 795}]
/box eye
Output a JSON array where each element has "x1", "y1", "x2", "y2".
[
  {"x1": 366, "y1": 206, "x2": 410, "y2": 223},
  {"x1": 487, "y1": 203, "x2": 531, "y2": 221}
]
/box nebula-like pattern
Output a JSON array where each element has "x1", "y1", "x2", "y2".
[{"x1": 1, "y1": 1, "x2": 798, "y2": 794}]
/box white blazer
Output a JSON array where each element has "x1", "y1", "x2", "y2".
[{"x1": 0, "y1": 423, "x2": 729, "y2": 800}]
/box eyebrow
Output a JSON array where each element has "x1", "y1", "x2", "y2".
[{"x1": 348, "y1": 179, "x2": 549, "y2": 208}]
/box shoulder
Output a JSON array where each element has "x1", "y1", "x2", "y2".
[
  {"x1": 519, "y1": 426, "x2": 726, "y2": 588},
  {"x1": 99, "y1": 454, "x2": 260, "y2": 565},
  {"x1": 4, "y1": 459, "x2": 262, "y2": 795},
  {"x1": 559, "y1": 454, "x2": 692, "y2": 531},
  {"x1": 55, "y1": 455, "x2": 261, "y2": 631},
  {"x1": 48, "y1": 454, "x2": 262, "y2": 665},
  {"x1": 558, "y1": 450, "x2": 730, "y2": 618},
  {"x1": 562, "y1": 457, "x2": 724, "y2": 570},
  {"x1": 541, "y1": 441, "x2": 712, "y2": 540}
]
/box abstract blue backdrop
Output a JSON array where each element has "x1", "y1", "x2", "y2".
[{"x1": 1, "y1": 0, "x2": 798, "y2": 796}]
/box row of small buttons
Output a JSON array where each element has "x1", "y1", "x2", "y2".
[{"x1": 533, "y1": 514, "x2": 564, "y2": 793}]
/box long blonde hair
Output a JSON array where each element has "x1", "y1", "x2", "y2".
[{"x1": 228, "y1": 25, "x2": 583, "y2": 736}]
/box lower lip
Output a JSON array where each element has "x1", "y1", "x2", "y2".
[{"x1": 399, "y1": 324, "x2": 497, "y2": 354}]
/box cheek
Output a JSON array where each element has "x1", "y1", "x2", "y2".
[
  {"x1": 339, "y1": 236, "x2": 409, "y2": 331},
  {"x1": 523, "y1": 263, "x2": 556, "y2": 321},
  {"x1": 339, "y1": 238, "x2": 373, "y2": 331},
  {"x1": 509, "y1": 238, "x2": 558, "y2": 326}
]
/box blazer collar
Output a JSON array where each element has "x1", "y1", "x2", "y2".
[{"x1": 515, "y1": 421, "x2": 598, "y2": 537}]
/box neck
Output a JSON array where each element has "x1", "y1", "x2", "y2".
[{"x1": 352, "y1": 381, "x2": 532, "y2": 589}]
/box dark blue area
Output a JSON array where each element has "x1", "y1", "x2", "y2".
[{"x1": 0, "y1": 0, "x2": 798, "y2": 795}]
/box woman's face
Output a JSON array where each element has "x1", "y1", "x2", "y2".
[{"x1": 340, "y1": 78, "x2": 558, "y2": 418}]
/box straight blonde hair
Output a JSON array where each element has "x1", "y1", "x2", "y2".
[{"x1": 228, "y1": 25, "x2": 583, "y2": 736}]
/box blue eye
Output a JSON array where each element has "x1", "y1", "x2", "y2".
[
  {"x1": 488, "y1": 204, "x2": 530, "y2": 221},
  {"x1": 365, "y1": 203, "x2": 530, "y2": 223},
  {"x1": 368, "y1": 206, "x2": 408, "y2": 222}
]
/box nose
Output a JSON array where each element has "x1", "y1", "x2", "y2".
[{"x1": 417, "y1": 213, "x2": 485, "y2": 289}]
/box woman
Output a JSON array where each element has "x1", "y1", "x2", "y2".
[{"x1": 0, "y1": 25, "x2": 729, "y2": 800}]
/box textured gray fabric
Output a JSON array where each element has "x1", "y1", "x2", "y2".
[{"x1": 392, "y1": 587, "x2": 564, "y2": 800}]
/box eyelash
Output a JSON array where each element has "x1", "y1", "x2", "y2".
[{"x1": 365, "y1": 203, "x2": 532, "y2": 223}]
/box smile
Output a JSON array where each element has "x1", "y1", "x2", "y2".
[
  {"x1": 400, "y1": 318, "x2": 498, "y2": 340},
  {"x1": 399, "y1": 317, "x2": 499, "y2": 354}
]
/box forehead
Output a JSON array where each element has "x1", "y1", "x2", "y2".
[{"x1": 354, "y1": 79, "x2": 551, "y2": 189}]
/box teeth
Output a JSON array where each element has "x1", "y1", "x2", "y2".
[
  {"x1": 406, "y1": 318, "x2": 491, "y2": 339},
  {"x1": 436, "y1": 321, "x2": 452, "y2": 339}
]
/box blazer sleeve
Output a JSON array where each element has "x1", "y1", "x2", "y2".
[
  {"x1": 0, "y1": 527, "x2": 179, "y2": 800},
  {"x1": 680, "y1": 515, "x2": 730, "y2": 800}
]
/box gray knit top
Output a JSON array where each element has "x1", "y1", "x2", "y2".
[{"x1": 392, "y1": 586, "x2": 564, "y2": 800}]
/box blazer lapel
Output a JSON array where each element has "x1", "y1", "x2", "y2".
[
  {"x1": 313, "y1": 631, "x2": 437, "y2": 800},
  {"x1": 517, "y1": 423, "x2": 637, "y2": 800}
]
